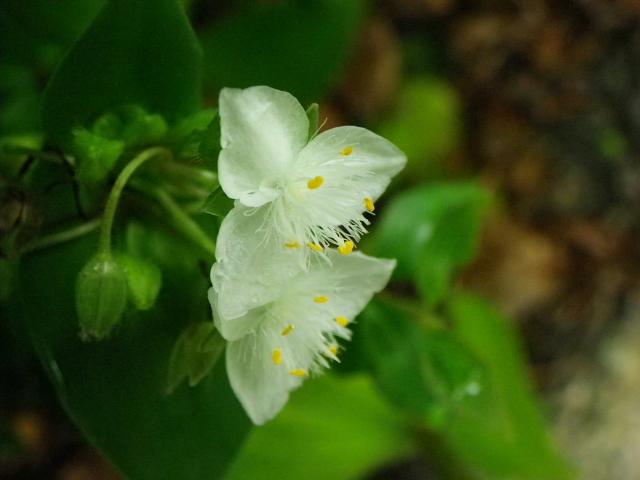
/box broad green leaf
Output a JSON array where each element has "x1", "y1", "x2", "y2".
[
  {"x1": 19, "y1": 227, "x2": 251, "y2": 480},
  {"x1": 42, "y1": 0, "x2": 202, "y2": 148},
  {"x1": 358, "y1": 300, "x2": 442, "y2": 422},
  {"x1": 0, "y1": 1, "x2": 105, "y2": 134},
  {"x1": 445, "y1": 293, "x2": 574, "y2": 479},
  {"x1": 201, "y1": 187, "x2": 235, "y2": 218},
  {"x1": 200, "y1": 0, "x2": 366, "y2": 105},
  {"x1": 226, "y1": 374, "x2": 413, "y2": 480},
  {"x1": 356, "y1": 300, "x2": 487, "y2": 427},
  {"x1": 369, "y1": 182, "x2": 490, "y2": 303}
]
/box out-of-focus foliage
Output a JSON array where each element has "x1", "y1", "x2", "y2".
[
  {"x1": 0, "y1": 0, "x2": 105, "y2": 134},
  {"x1": 378, "y1": 78, "x2": 461, "y2": 180},
  {"x1": 200, "y1": 0, "x2": 367, "y2": 105},
  {"x1": 226, "y1": 374, "x2": 413, "y2": 480},
  {"x1": 41, "y1": 0, "x2": 202, "y2": 148}
]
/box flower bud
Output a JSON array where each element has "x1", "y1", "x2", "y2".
[
  {"x1": 166, "y1": 322, "x2": 225, "y2": 393},
  {"x1": 116, "y1": 253, "x2": 162, "y2": 311},
  {"x1": 75, "y1": 253, "x2": 128, "y2": 340}
]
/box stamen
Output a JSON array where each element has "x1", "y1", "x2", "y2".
[
  {"x1": 341, "y1": 147, "x2": 354, "y2": 156},
  {"x1": 285, "y1": 242, "x2": 300, "y2": 248},
  {"x1": 281, "y1": 325, "x2": 295, "y2": 336},
  {"x1": 365, "y1": 197, "x2": 375, "y2": 212},
  {"x1": 336, "y1": 317, "x2": 349, "y2": 326},
  {"x1": 338, "y1": 241, "x2": 354, "y2": 255},
  {"x1": 307, "y1": 176, "x2": 324, "y2": 189},
  {"x1": 329, "y1": 347, "x2": 339, "y2": 355},
  {"x1": 315, "y1": 296, "x2": 329, "y2": 303},
  {"x1": 291, "y1": 369, "x2": 307, "y2": 376},
  {"x1": 307, "y1": 243, "x2": 323, "y2": 252},
  {"x1": 273, "y1": 349, "x2": 283, "y2": 365}
]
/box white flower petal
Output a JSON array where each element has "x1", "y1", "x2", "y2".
[
  {"x1": 208, "y1": 287, "x2": 265, "y2": 341},
  {"x1": 295, "y1": 126, "x2": 407, "y2": 203},
  {"x1": 212, "y1": 204, "x2": 300, "y2": 320},
  {"x1": 218, "y1": 249, "x2": 396, "y2": 425},
  {"x1": 218, "y1": 86, "x2": 310, "y2": 207},
  {"x1": 297, "y1": 250, "x2": 397, "y2": 321},
  {"x1": 226, "y1": 329, "x2": 302, "y2": 425}
]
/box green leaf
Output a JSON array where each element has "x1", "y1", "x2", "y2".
[
  {"x1": 41, "y1": 0, "x2": 202, "y2": 149},
  {"x1": 358, "y1": 300, "x2": 442, "y2": 421},
  {"x1": 200, "y1": 187, "x2": 235, "y2": 218},
  {"x1": 0, "y1": 1, "x2": 105, "y2": 134},
  {"x1": 19, "y1": 228, "x2": 251, "y2": 480},
  {"x1": 225, "y1": 373, "x2": 413, "y2": 480},
  {"x1": 370, "y1": 181, "x2": 490, "y2": 305},
  {"x1": 200, "y1": 0, "x2": 366, "y2": 105},
  {"x1": 357, "y1": 300, "x2": 488, "y2": 427},
  {"x1": 445, "y1": 293, "x2": 574, "y2": 479},
  {"x1": 196, "y1": 112, "x2": 221, "y2": 168}
]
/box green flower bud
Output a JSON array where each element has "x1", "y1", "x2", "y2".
[
  {"x1": 116, "y1": 253, "x2": 162, "y2": 311},
  {"x1": 75, "y1": 253, "x2": 128, "y2": 340},
  {"x1": 166, "y1": 322, "x2": 226, "y2": 393}
]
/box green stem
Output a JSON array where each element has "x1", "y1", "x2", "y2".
[
  {"x1": 98, "y1": 147, "x2": 170, "y2": 255},
  {"x1": 152, "y1": 188, "x2": 216, "y2": 257},
  {"x1": 161, "y1": 161, "x2": 218, "y2": 186},
  {"x1": 21, "y1": 218, "x2": 103, "y2": 255}
]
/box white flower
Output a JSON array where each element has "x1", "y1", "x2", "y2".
[
  {"x1": 214, "y1": 86, "x2": 406, "y2": 319},
  {"x1": 208, "y1": 249, "x2": 395, "y2": 425}
]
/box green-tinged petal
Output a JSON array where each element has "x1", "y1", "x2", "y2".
[
  {"x1": 209, "y1": 287, "x2": 265, "y2": 342},
  {"x1": 212, "y1": 204, "x2": 300, "y2": 320},
  {"x1": 218, "y1": 250, "x2": 395, "y2": 425},
  {"x1": 226, "y1": 330, "x2": 303, "y2": 425},
  {"x1": 218, "y1": 86, "x2": 309, "y2": 207},
  {"x1": 295, "y1": 126, "x2": 407, "y2": 204}
]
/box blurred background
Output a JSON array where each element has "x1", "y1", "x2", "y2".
[{"x1": 2, "y1": 0, "x2": 640, "y2": 479}]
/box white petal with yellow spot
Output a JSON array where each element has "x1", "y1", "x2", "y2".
[{"x1": 208, "y1": 250, "x2": 396, "y2": 425}]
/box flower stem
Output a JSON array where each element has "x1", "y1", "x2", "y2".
[
  {"x1": 98, "y1": 147, "x2": 170, "y2": 256},
  {"x1": 20, "y1": 218, "x2": 102, "y2": 255},
  {"x1": 152, "y1": 188, "x2": 216, "y2": 257}
]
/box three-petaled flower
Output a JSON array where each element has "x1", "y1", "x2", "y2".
[
  {"x1": 213, "y1": 86, "x2": 406, "y2": 320},
  {"x1": 209, "y1": 249, "x2": 395, "y2": 425}
]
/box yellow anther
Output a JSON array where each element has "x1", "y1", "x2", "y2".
[
  {"x1": 273, "y1": 349, "x2": 283, "y2": 365},
  {"x1": 338, "y1": 241, "x2": 354, "y2": 255},
  {"x1": 285, "y1": 242, "x2": 300, "y2": 248},
  {"x1": 315, "y1": 296, "x2": 329, "y2": 303},
  {"x1": 365, "y1": 197, "x2": 375, "y2": 212},
  {"x1": 281, "y1": 325, "x2": 295, "y2": 336},
  {"x1": 329, "y1": 347, "x2": 339, "y2": 355},
  {"x1": 307, "y1": 176, "x2": 324, "y2": 189},
  {"x1": 341, "y1": 147, "x2": 354, "y2": 156},
  {"x1": 336, "y1": 317, "x2": 349, "y2": 326},
  {"x1": 307, "y1": 243, "x2": 323, "y2": 252},
  {"x1": 291, "y1": 369, "x2": 307, "y2": 376}
]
